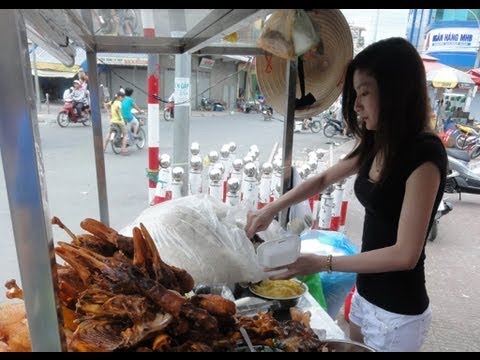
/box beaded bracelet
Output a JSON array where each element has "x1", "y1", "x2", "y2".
[{"x1": 326, "y1": 254, "x2": 333, "y2": 273}]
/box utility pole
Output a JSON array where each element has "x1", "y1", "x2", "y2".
[
  {"x1": 141, "y1": 10, "x2": 160, "y2": 204},
  {"x1": 169, "y1": 10, "x2": 191, "y2": 196}
]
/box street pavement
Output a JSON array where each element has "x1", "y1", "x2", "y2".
[{"x1": 1, "y1": 104, "x2": 479, "y2": 351}]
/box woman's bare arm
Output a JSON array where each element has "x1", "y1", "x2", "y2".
[
  {"x1": 268, "y1": 161, "x2": 441, "y2": 278},
  {"x1": 245, "y1": 153, "x2": 361, "y2": 239}
]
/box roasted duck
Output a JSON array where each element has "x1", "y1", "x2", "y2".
[{"x1": 1, "y1": 217, "x2": 329, "y2": 352}]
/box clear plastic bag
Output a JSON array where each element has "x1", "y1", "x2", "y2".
[
  {"x1": 257, "y1": 10, "x2": 295, "y2": 60},
  {"x1": 257, "y1": 10, "x2": 320, "y2": 60},
  {"x1": 291, "y1": 9, "x2": 319, "y2": 57},
  {"x1": 120, "y1": 194, "x2": 285, "y2": 286}
]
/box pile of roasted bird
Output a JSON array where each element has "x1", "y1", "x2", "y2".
[{"x1": 0, "y1": 217, "x2": 330, "y2": 352}]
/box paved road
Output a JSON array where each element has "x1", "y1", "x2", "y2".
[{"x1": 1, "y1": 105, "x2": 479, "y2": 351}]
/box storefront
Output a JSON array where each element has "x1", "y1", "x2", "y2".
[{"x1": 407, "y1": 9, "x2": 480, "y2": 70}]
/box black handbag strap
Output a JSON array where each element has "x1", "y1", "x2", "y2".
[{"x1": 298, "y1": 57, "x2": 306, "y2": 98}]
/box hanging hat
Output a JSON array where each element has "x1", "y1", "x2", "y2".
[{"x1": 256, "y1": 9, "x2": 353, "y2": 119}]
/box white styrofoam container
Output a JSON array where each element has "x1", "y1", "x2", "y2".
[{"x1": 256, "y1": 234, "x2": 301, "y2": 268}]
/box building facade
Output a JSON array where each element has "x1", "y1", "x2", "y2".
[
  {"x1": 30, "y1": 46, "x2": 243, "y2": 110},
  {"x1": 407, "y1": 9, "x2": 480, "y2": 70}
]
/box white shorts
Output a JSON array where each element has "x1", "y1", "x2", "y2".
[
  {"x1": 349, "y1": 289, "x2": 431, "y2": 352},
  {"x1": 127, "y1": 116, "x2": 139, "y2": 127}
]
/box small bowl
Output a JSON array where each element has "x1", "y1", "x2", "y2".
[{"x1": 248, "y1": 279, "x2": 307, "y2": 310}]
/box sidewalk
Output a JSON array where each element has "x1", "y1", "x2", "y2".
[
  {"x1": 191, "y1": 110, "x2": 239, "y2": 117},
  {"x1": 36, "y1": 103, "x2": 64, "y2": 123},
  {"x1": 35, "y1": 103, "x2": 240, "y2": 123}
]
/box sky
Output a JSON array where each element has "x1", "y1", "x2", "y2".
[{"x1": 341, "y1": 9, "x2": 410, "y2": 46}]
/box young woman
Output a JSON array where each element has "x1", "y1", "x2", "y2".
[{"x1": 244, "y1": 37, "x2": 447, "y2": 352}]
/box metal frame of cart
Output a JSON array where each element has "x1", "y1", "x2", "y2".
[{"x1": 0, "y1": 9, "x2": 311, "y2": 351}]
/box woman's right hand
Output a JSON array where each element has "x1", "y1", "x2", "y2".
[{"x1": 245, "y1": 207, "x2": 276, "y2": 239}]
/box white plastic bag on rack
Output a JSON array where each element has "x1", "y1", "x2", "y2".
[{"x1": 120, "y1": 194, "x2": 284, "y2": 286}]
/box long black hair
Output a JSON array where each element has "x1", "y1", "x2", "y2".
[{"x1": 342, "y1": 37, "x2": 429, "y2": 183}]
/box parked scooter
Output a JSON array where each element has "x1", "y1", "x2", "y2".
[
  {"x1": 164, "y1": 101, "x2": 174, "y2": 121},
  {"x1": 428, "y1": 196, "x2": 453, "y2": 242},
  {"x1": 445, "y1": 148, "x2": 480, "y2": 198},
  {"x1": 57, "y1": 100, "x2": 91, "y2": 127},
  {"x1": 261, "y1": 104, "x2": 273, "y2": 121},
  {"x1": 200, "y1": 96, "x2": 225, "y2": 112}
]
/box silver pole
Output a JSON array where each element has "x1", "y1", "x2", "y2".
[
  {"x1": 169, "y1": 10, "x2": 191, "y2": 196},
  {"x1": 32, "y1": 43, "x2": 42, "y2": 110},
  {"x1": 46, "y1": 92, "x2": 50, "y2": 113},
  {"x1": 279, "y1": 59, "x2": 297, "y2": 228},
  {"x1": 0, "y1": 10, "x2": 65, "y2": 351},
  {"x1": 86, "y1": 50, "x2": 110, "y2": 225}
]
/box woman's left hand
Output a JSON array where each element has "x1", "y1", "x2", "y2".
[{"x1": 265, "y1": 253, "x2": 325, "y2": 280}]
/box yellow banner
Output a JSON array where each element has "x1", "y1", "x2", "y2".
[
  {"x1": 432, "y1": 80, "x2": 457, "y2": 88},
  {"x1": 35, "y1": 62, "x2": 81, "y2": 73}
]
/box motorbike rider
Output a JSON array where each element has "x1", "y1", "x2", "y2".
[
  {"x1": 78, "y1": 71, "x2": 90, "y2": 107},
  {"x1": 103, "y1": 92, "x2": 128, "y2": 154},
  {"x1": 63, "y1": 87, "x2": 73, "y2": 102},
  {"x1": 71, "y1": 80, "x2": 87, "y2": 118},
  {"x1": 303, "y1": 117, "x2": 313, "y2": 129},
  {"x1": 121, "y1": 87, "x2": 144, "y2": 138}
]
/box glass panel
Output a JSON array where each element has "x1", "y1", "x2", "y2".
[
  {"x1": 433, "y1": 9, "x2": 480, "y2": 23},
  {"x1": 90, "y1": 9, "x2": 216, "y2": 37}
]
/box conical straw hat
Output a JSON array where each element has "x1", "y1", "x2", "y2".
[{"x1": 256, "y1": 9, "x2": 353, "y2": 119}]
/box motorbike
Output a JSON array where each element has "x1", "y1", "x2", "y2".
[
  {"x1": 323, "y1": 118, "x2": 351, "y2": 138},
  {"x1": 262, "y1": 106, "x2": 273, "y2": 121},
  {"x1": 294, "y1": 118, "x2": 322, "y2": 133},
  {"x1": 164, "y1": 101, "x2": 174, "y2": 121},
  {"x1": 445, "y1": 148, "x2": 480, "y2": 199},
  {"x1": 200, "y1": 96, "x2": 225, "y2": 112},
  {"x1": 469, "y1": 137, "x2": 480, "y2": 159},
  {"x1": 453, "y1": 123, "x2": 480, "y2": 150},
  {"x1": 57, "y1": 100, "x2": 91, "y2": 127},
  {"x1": 428, "y1": 197, "x2": 453, "y2": 242}
]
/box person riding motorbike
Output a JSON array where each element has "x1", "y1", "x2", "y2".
[
  {"x1": 121, "y1": 87, "x2": 144, "y2": 138},
  {"x1": 71, "y1": 80, "x2": 88, "y2": 118},
  {"x1": 63, "y1": 87, "x2": 73, "y2": 102}
]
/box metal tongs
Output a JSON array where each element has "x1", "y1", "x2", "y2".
[{"x1": 239, "y1": 327, "x2": 256, "y2": 352}]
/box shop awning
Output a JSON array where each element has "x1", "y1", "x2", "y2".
[
  {"x1": 422, "y1": 56, "x2": 475, "y2": 89},
  {"x1": 467, "y1": 68, "x2": 480, "y2": 87},
  {"x1": 31, "y1": 69, "x2": 77, "y2": 78}
]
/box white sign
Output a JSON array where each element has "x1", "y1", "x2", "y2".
[
  {"x1": 97, "y1": 56, "x2": 148, "y2": 66},
  {"x1": 425, "y1": 27, "x2": 479, "y2": 53},
  {"x1": 199, "y1": 57, "x2": 215, "y2": 69},
  {"x1": 174, "y1": 77, "x2": 190, "y2": 107}
]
